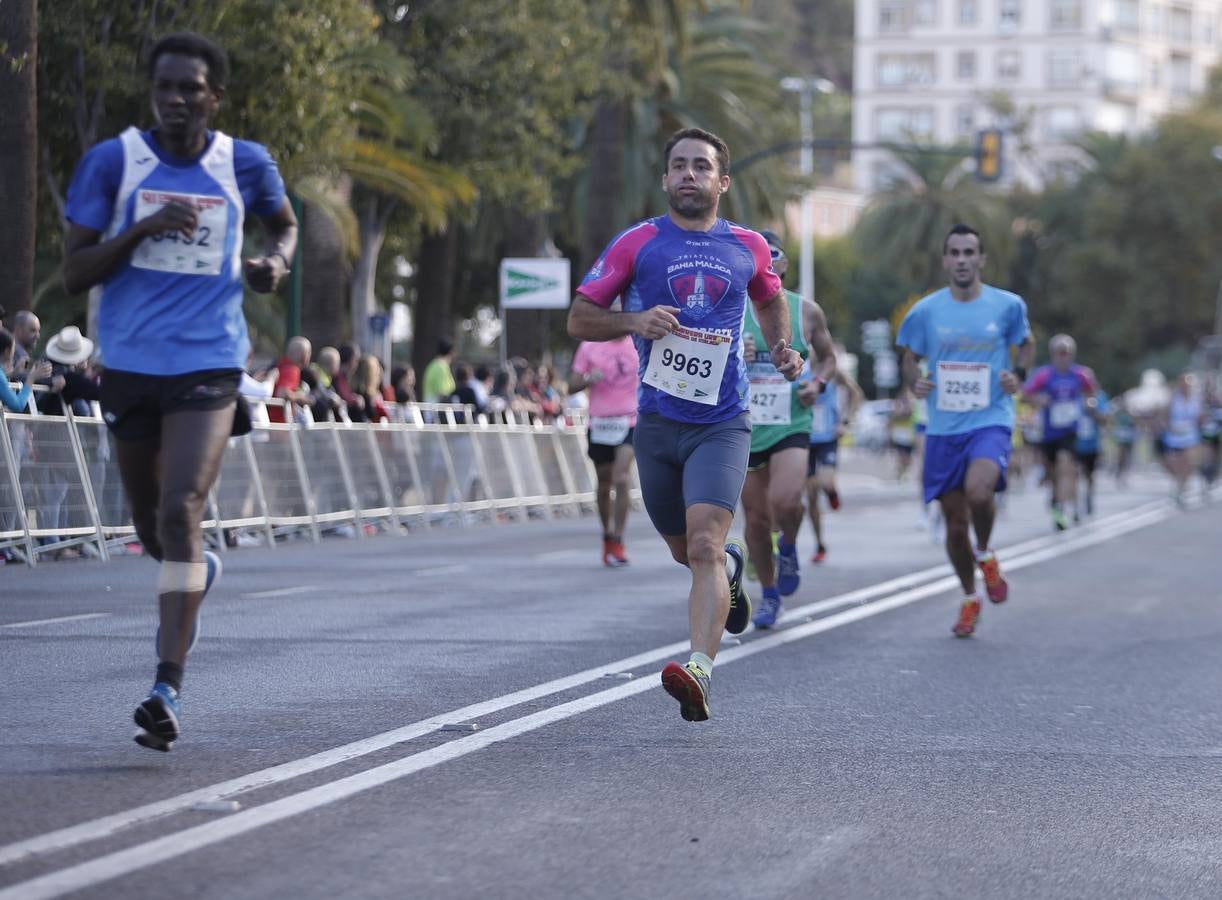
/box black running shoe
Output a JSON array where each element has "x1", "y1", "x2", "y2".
[
  {"x1": 723, "y1": 539, "x2": 752, "y2": 635},
  {"x1": 134, "y1": 682, "x2": 180, "y2": 752}
]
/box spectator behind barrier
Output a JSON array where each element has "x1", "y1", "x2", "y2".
[
  {"x1": 309, "y1": 346, "x2": 346, "y2": 422},
  {"x1": 38, "y1": 326, "x2": 101, "y2": 417},
  {"x1": 334, "y1": 343, "x2": 365, "y2": 421},
  {"x1": 422, "y1": 339, "x2": 456, "y2": 404},
  {"x1": 270, "y1": 336, "x2": 312, "y2": 423},
  {"x1": 448, "y1": 363, "x2": 487, "y2": 424},
  {"x1": 0, "y1": 328, "x2": 51, "y2": 411},
  {"x1": 388, "y1": 365, "x2": 416, "y2": 405},
  {"x1": 9, "y1": 311, "x2": 41, "y2": 383},
  {"x1": 354, "y1": 354, "x2": 389, "y2": 423}
]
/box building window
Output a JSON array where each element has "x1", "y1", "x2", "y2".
[
  {"x1": 1049, "y1": 0, "x2": 1082, "y2": 31},
  {"x1": 913, "y1": 0, "x2": 937, "y2": 26},
  {"x1": 997, "y1": 50, "x2": 1022, "y2": 81},
  {"x1": 1045, "y1": 106, "x2": 1082, "y2": 140},
  {"x1": 956, "y1": 50, "x2": 977, "y2": 80},
  {"x1": 1169, "y1": 7, "x2": 1192, "y2": 43},
  {"x1": 877, "y1": 53, "x2": 937, "y2": 87},
  {"x1": 879, "y1": 0, "x2": 910, "y2": 33},
  {"x1": 1169, "y1": 54, "x2": 1192, "y2": 95},
  {"x1": 1047, "y1": 49, "x2": 1081, "y2": 87},
  {"x1": 999, "y1": 0, "x2": 1021, "y2": 32},
  {"x1": 957, "y1": 0, "x2": 977, "y2": 26},
  {"x1": 1148, "y1": 3, "x2": 1165, "y2": 36},
  {"x1": 1106, "y1": 45, "x2": 1142, "y2": 89},
  {"x1": 955, "y1": 104, "x2": 975, "y2": 138},
  {"x1": 875, "y1": 106, "x2": 936, "y2": 141},
  {"x1": 1148, "y1": 56, "x2": 1163, "y2": 90}
]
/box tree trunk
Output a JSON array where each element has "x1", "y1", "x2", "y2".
[
  {"x1": 503, "y1": 210, "x2": 552, "y2": 362},
  {"x1": 349, "y1": 195, "x2": 394, "y2": 354},
  {"x1": 411, "y1": 225, "x2": 459, "y2": 381},
  {"x1": 0, "y1": 0, "x2": 38, "y2": 313},
  {"x1": 581, "y1": 97, "x2": 627, "y2": 272},
  {"x1": 299, "y1": 180, "x2": 352, "y2": 350}
]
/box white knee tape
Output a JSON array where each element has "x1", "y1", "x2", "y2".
[{"x1": 158, "y1": 561, "x2": 208, "y2": 594}]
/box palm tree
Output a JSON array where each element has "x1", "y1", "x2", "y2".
[
  {"x1": 853, "y1": 144, "x2": 1010, "y2": 297},
  {"x1": 0, "y1": 0, "x2": 38, "y2": 316}
]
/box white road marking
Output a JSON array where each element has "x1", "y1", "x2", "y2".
[
  {"x1": 1, "y1": 614, "x2": 109, "y2": 630},
  {"x1": 240, "y1": 586, "x2": 318, "y2": 600},
  {"x1": 411, "y1": 565, "x2": 466, "y2": 577},
  {"x1": 532, "y1": 549, "x2": 586, "y2": 562},
  {"x1": 0, "y1": 499, "x2": 1178, "y2": 899},
  {"x1": 0, "y1": 499, "x2": 1168, "y2": 871}
]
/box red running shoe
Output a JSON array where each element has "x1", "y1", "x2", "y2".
[
  {"x1": 810, "y1": 546, "x2": 827, "y2": 564},
  {"x1": 826, "y1": 489, "x2": 841, "y2": 511},
  {"x1": 603, "y1": 538, "x2": 629, "y2": 568},
  {"x1": 661, "y1": 661, "x2": 710, "y2": 722},
  {"x1": 977, "y1": 552, "x2": 1008, "y2": 604},
  {"x1": 952, "y1": 598, "x2": 982, "y2": 638}
]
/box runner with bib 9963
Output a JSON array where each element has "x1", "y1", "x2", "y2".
[
  {"x1": 896, "y1": 224, "x2": 1034, "y2": 639},
  {"x1": 567, "y1": 128, "x2": 801, "y2": 722}
]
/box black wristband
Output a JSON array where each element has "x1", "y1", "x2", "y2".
[
  {"x1": 270, "y1": 250, "x2": 292, "y2": 272},
  {"x1": 1013, "y1": 366, "x2": 1027, "y2": 382}
]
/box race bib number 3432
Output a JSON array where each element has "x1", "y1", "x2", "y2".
[
  {"x1": 642, "y1": 326, "x2": 731, "y2": 406},
  {"x1": 132, "y1": 191, "x2": 228, "y2": 276},
  {"x1": 935, "y1": 361, "x2": 990, "y2": 412}
]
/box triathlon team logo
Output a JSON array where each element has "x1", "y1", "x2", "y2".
[{"x1": 667, "y1": 264, "x2": 730, "y2": 322}]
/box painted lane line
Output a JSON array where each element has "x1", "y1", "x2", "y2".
[
  {"x1": 240, "y1": 587, "x2": 319, "y2": 600},
  {"x1": 1, "y1": 614, "x2": 110, "y2": 630},
  {"x1": 412, "y1": 565, "x2": 467, "y2": 577},
  {"x1": 532, "y1": 549, "x2": 586, "y2": 562},
  {"x1": 0, "y1": 499, "x2": 1176, "y2": 900},
  {"x1": 0, "y1": 498, "x2": 1168, "y2": 868}
]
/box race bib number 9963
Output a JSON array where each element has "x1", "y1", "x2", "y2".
[{"x1": 642, "y1": 326, "x2": 731, "y2": 406}]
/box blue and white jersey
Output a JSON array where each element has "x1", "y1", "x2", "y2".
[
  {"x1": 577, "y1": 216, "x2": 782, "y2": 424},
  {"x1": 1164, "y1": 393, "x2": 1202, "y2": 450},
  {"x1": 1075, "y1": 390, "x2": 1109, "y2": 454},
  {"x1": 896, "y1": 285, "x2": 1030, "y2": 437},
  {"x1": 65, "y1": 128, "x2": 286, "y2": 375},
  {"x1": 806, "y1": 362, "x2": 840, "y2": 443}
]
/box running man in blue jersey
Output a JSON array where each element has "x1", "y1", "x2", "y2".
[
  {"x1": 1074, "y1": 388, "x2": 1110, "y2": 517},
  {"x1": 897, "y1": 224, "x2": 1034, "y2": 638},
  {"x1": 63, "y1": 33, "x2": 297, "y2": 750},
  {"x1": 1023, "y1": 334, "x2": 1099, "y2": 530},
  {"x1": 568, "y1": 128, "x2": 801, "y2": 721}
]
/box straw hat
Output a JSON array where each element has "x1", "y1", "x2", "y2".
[{"x1": 45, "y1": 326, "x2": 95, "y2": 366}]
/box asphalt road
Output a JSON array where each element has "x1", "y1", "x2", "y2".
[{"x1": 1, "y1": 463, "x2": 1220, "y2": 899}]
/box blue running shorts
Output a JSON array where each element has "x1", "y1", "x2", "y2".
[
  {"x1": 633, "y1": 412, "x2": 751, "y2": 537},
  {"x1": 922, "y1": 425, "x2": 1011, "y2": 504}
]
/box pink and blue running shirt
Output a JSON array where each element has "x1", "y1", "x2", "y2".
[
  {"x1": 896, "y1": 285, "x2": 1030, "y2": 437},
  {"x1": 65, "y1": 128, "x2": 286, "y2": 376},
  {"x1": 1023, "y1": 364, "x2": 1098, "y2": 441},
  {"x1": 576, "y1": 216, "x2": 782, "y2": 424}
]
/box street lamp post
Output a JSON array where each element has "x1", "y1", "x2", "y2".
[{"x1": 780, "y1": 76, "x2": 835, "y2": 305}]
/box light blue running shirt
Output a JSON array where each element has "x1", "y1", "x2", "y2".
[
  {"x1": 65, "y1": 128, "x2": 286, "y2": 375},
  {"x1": 805, "y1": 361, "x2": 840, "y2": 444},
  {"x1": 896, "y1": 285, "x2": 1030, "y2": 437}
]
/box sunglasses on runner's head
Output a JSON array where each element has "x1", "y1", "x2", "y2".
[{"x1": 769, "y1": 247, "x2": 784, "y2": 259}]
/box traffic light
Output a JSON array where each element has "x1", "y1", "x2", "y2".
[{"x1": 975, "y1": 129, "x2": 1003, "y2": 182}]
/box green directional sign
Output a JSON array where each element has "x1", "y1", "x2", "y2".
[{"x1": 499, "y1": 258, "x2": 571, "y2": 309}]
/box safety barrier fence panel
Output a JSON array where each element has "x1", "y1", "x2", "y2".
[{"x1": 0, "y1": 398, "x2": 603, "y2": 567}]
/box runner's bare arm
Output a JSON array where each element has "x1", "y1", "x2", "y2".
[
  {"x1": 753, "y1": 288, "x2": 802, "y2": 381},
  {"x1": 62, "y1": 201, "x2": 198, "y2": 294},
  {"x1": 902, "y1": 348, "x2": 934, "y2": 399},
  {"x1": 244, "y1": 198, "x2": 299, "y2": 294},
  {"x1": 1000, "y1": 334, "x2": 1035, "y2": 396},
  {"x1": 803, "y1": 298, "x2": 837, "y2": 389},
  {"x1": 567, "y1": 296, "x2": 680, "y2": 342}
]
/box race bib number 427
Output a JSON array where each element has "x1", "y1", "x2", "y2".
[
  {"x1": 642, "y1": 326, "x2": 731, "y2": 406},
  {"x1": 131, "y1": 191, "x2": 228, "y2": 276},
  {"x1": 935, "y1": 361, "x2": 990, "y2": 412}
]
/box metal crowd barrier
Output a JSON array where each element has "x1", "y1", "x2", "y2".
[{"x1": 0, "y1": 393, "x2": 606, "y2": 568}]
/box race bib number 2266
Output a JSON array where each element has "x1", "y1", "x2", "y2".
[{"x1": 935, "y1": 361, "x2": 990, "y2": 413}]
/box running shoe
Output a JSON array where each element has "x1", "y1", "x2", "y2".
[
  {"x1": 134, "y1": 682, "x2": 180, "y2": 752},
  {"x1": 810, "y1": 545, "x2": 827, "y2": 564},
  {"x1": 723, "y1": 539, "x2": 752, "y2": 635},
  {"x1": 952, "y1": 598, "x2": 982, "y2": 638},
  {"x1": 775, "y1": 540, "x2": 800, "y2": 596},
  {"x1": 1052, "y1": 507, "x2": 1069, "y2": 531},
  {"x1": 602, "y1": 538, "x2": 629, "y2": 568},
  {"x1": 826, "y1": 489, "x2": 841, "y2": 511},
  {"x1": 154, "y1": 551, "x2": 220, "y2": 655},
  {"x1": 752, "y1": 592, "x2": 783, "y2": 629},
  {"x1": 976, "y1": 552, "x2": 1009, "y2": 604},
  {"x1": 661, "y1": 660, "x2": 710, "y2": 722}
]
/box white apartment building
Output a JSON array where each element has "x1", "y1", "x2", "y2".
[{"x1": 852, "y1": 0, "x2": 1222, "y2": 192}]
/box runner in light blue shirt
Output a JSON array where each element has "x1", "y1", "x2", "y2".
[{"x1": 896, "y1": 224, "x2": 1034, "y2": 638}]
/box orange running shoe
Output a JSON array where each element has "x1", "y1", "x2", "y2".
[
  {"x1": 952, "y1": 598, "x2": 981, "y2": 638},
  {"x1": 810, "y1": 545, "x2": 827, "y2": 564},
  {"x1": 602, "y1": 538, "x2": 629, "y2": 568},
  {"x1": 977, "y1": 552, "x2": 1008, "y2": 604}
]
